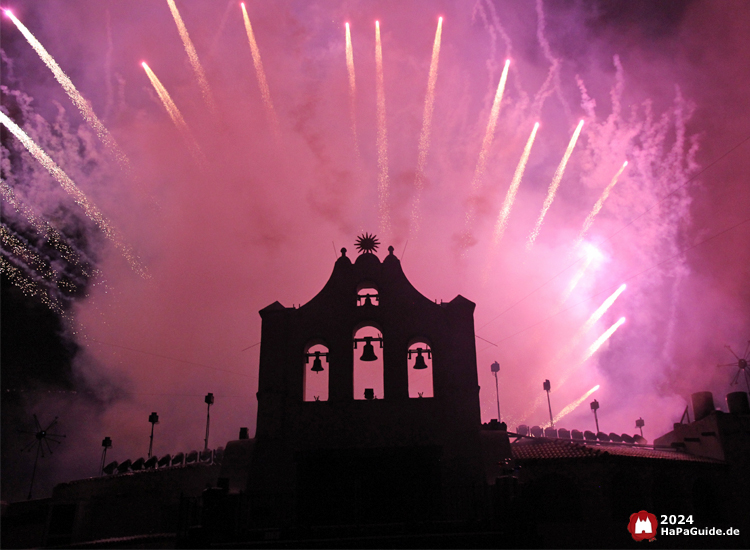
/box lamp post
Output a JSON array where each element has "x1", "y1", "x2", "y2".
[
  {"x1": 543, "y1": 379, "x2": 554, "y2": 427},
  {"x1": 148, "y1": 412, "x2": 159, "y2": 458},
  {"x1": 204, "y1": 393, "x2": 214, "y2": 451},
  {"x1": 491, "y1": 362, "x2": 501, "y2": 422},
  {"x1": 100, "y1": 436, "x2": 112, "y2": 476},
  {"x1": 591, "y1": 399, "x2": 600, "y2": 433},
  {"x1": 636, "y1": 417, "x2": 645, "y2": 437}
]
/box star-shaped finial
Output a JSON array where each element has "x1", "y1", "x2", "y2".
[{"x1": 355, "y1": 233, "x2": 380, "y2": 254}]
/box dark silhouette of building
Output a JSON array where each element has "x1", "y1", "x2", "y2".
[
  {"x1": 2, "y1": 240, "x2": 749, "y2": 548},
  {"x1": 244, "y1": 244, "x2": 484, "y2": 521}
]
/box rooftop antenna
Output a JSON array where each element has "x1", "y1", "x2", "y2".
[
  {"x1": 204, "y1": 393, "x2": 214, "y2": 451},
  {"x1": 590, "y1": 399, "x2": 600, "y2": 433},
  {"x1": 717, "y1": 340, "x2": 750, "y2": 392},
  {"x1": 18, "y1": 415, "x2": 66, "y2": 500},
  {"x1": 491, "y1": 362, "x2": 501, "y2": 422},
  {"x1": 100, "y1": 436, "x2": 112, "y2": 476},
  {"x1": 148, "y1": 412, "x2": 159, "y2": 458},
  {"x1": 543, "y1": 379, "x2": 554, "y2": 427}
]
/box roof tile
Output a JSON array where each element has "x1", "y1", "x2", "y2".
[{"x1": 510, "y1": 437, "x2": 723, "y2": 463}]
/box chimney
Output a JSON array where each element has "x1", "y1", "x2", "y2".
[
  {"x1": 691, "y1": 391, "x2": 715, "y2": 421},
  {"x1": 726, "y1": 392, "x2": 750, "y2": 415}
]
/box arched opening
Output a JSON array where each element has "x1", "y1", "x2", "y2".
[
  {"x1": 407, "y1": 341, "x2": 433, "y2": 398},
  {"x1": 304, "y1": 343, "x2": 329, "y2": 402},
  {"x1": 353, "y1": 325, "x2": 383, "y2": 400},
  {"x1": 357, "y1": 284, "x2": 379, "y2": 306}
]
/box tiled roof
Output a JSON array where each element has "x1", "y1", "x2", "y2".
[{"x1": 510, "y1": 437, "x2": 723, "y2": 463}]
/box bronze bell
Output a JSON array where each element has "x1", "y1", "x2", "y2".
[
  {"x1": 360, "y1": 337, "x2": 378, "y2": 362},
  {"x1": 311, "y1": 352, "x2": 324, "y2": 373},
  {"x1": 412, "y1": 348, "x2": 428, "y2": 370}
]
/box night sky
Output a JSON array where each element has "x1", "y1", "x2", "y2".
[{"x1": 1, "y1": 0, "x2": 749, "y2": 502}]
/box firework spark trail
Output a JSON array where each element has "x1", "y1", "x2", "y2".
[
  {"x1": 4, "y1": 10, "x2": 131, "y2": 172},
  {"x1": 165, "y1": 0, "x2": 216, "y2": 112},
  {"x1": 1, "y1": 223, "x2": 61, "y2": 284},
  {"x1": 553, "y1": 284, "x2": 627, "y2": 388},
  {"x1": 375, "y1": 21, "x2": 391, "y2": 236},
  {"x1": 559, "y1": 244, "x2": 602, "y2": 305},
  {"x1": 345, "y1": 23, "x2": 358, "y2": 151},
  {"x1": 526, "y1": 120, "x2": 584, "y2": 249},
  {"x1": 516, "y1": 286, "x2": 625, "y2": 425},
  {"x1": 0, "y1": 255, "x2": 64, "y2": 313},
  {"x1": 2, "y1": 180, "x2": 51, "y2": 236},
  {"x1": 542, "y1": 385, "x2": 600, "y2": 428},
  {"x1": 241, "y1": 3, "x2": 280, "y2": 142},
  {"x1": 1, "y1": 181, "x2": 97, "y2": 276},
  {"x1": 492, "y1": 122, "x2": 539, "y2": 246},
  {"x1": 410, "y1": 17, "x2": 443, "y2": 237},
  {"x1": 575, "y1": 161, "x2": 628, "y2": 247},
  {"x1": 559, "y1": 253, "x2": 594, "y2": 305},
  {"x1": 581, "y1": 284, "x2": 626, "y2": 335},
  {"x1": 467, "y1": 59, "x2": 510, "y2": 202},
  {"x1": 0, "y1": 111, "x2": 147, "y2": 278},
  {"x1": 142, "y1": 62, "x2": 206, "y2": 167},
  {"x1": 583, "y1": 317, "x2": 626, "y2": 362}
]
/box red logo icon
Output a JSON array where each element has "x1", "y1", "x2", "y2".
[{"x1": 628, "y1": 510, "x2": 658, "y2": 541}]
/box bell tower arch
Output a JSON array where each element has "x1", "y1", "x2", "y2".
[{"x1": 254, "y1": 235, "x2": 484, "y2": 500}]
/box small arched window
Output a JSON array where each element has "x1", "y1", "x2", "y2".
[
  {"x1": 353, "y1": 326, "x2": 384, "y2": 400},
  {"x1": 357, "y1": 285, "x2": 379, "y2": 306},
  {"x1": 304, "y1": 343, "x2": 329, "y2": 402},
  {"x1": 408, "y1": 341, "x2": 433, "y2": 398}
]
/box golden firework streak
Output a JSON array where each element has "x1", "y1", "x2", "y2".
[
  {"x1": 0, "y1": 256, "x2": 64, "y2": 313},
  {"x1": 142, "y1": 62, "x2": 206, "y2": 167},
  {"x1": 165, "y1": 0, "x2": 217, "y2": 112},
  {"x1": 241, "y1": 3, "x2": 280, "y2": 141},
  {"x1": 527, "y1": 120, "x2": 584, "y2": 249},
  {"x1": 583, "y1": 317, "x2": 625, "y2": 362},
  {"x1": 5, "y1": 10, "x2": 131, "y2": 171},
  {"x1": 0, "y1": 111, "x2": 147, "y2": 277},
  {"x1": 463, "y1": 60, "x2": 510, "y2": 234},
  {"x1": 492, "y1": 122, "x2": 539, "y2": 245},
  {"x1": 410, "y1": 17, "x2": 443, "y2": 237},
  {"x1": 516, "y1": 285, "x2": 626, "y2": 425},
  {"x1": 542, "y1": 385, "x2": 600, "y2": 428},
  {"x1": 375, "y1": 21, "x2": 391, "y2": 236},
  {"x1": 345, "y1": 23, "x2": 358, "y2": 149},
  {"x1": 575, "y1": 161, "x2": 628, "y2": 247}
]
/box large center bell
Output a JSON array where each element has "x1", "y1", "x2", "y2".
[
  {"x1": 412, "y1": 348, "x2": 428, "y2": 370},
  {"x1": 311, "y1": 352, "x2": 324, "y2": 373},
  {"x1": 360, "y1": 337, "x2": 378, "y2": 362}
]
